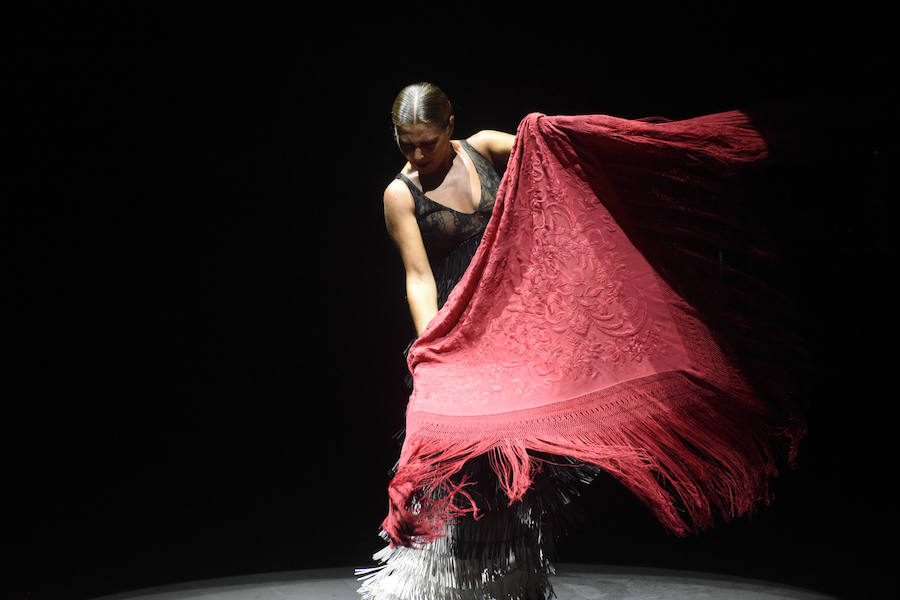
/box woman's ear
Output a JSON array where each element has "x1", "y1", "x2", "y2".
[{"x1": 447, "y1": 114, "x2": 455, "y2": 137}]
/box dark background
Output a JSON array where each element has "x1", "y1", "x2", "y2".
[{"x1": 5, "y1": 4, "x2": 896, "y2": 599}]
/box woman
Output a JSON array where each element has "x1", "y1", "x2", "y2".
[
  {"x1": 358, "y1": 82, "x2": 805, "y2": 600},
  {"x1": 359, "y1": 82, "x2": 563, "y2": 600},
  {"x1": 384, "y1": 82, "x2": 514, "y2": 338}
]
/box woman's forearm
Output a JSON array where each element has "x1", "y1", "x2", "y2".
[{"x1": 406, "y1": 276, "x2": 439, "y2": 336}]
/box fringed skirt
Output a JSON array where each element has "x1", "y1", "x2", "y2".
[{"x1": 356, "y1": 452, "x2": 601, "y2": 600}]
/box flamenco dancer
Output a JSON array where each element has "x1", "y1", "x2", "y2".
[{"x1": 357, "y1": 82, "x2": 806, "y2": 599}]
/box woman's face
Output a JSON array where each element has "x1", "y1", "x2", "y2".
[{"x1": 395, "y1": 117, "x2": 454, "y2": 175}]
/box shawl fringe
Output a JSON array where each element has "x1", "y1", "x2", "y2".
[{"x1": 382, "y1": 371, "x2": 804, "y2": 548}]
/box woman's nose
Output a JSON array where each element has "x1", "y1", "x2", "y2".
[{"x1": 413, "y1": 147, "x2": 425, "y2": 161}]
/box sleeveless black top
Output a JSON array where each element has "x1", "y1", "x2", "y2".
[{"x1": 396, "y1": 140, "x2": 501, "y2": 308}]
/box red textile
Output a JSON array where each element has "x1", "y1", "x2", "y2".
[{"x1": 383, "y1": 111, "x2": 805, "y2": 548}]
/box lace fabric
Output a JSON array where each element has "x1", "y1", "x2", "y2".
[
  {"x1": 396, "y1": 139, "x2": 502, "y2": 309},
  {"x1": 397, "y1": 140, "x2": 502, "y2": 389}
]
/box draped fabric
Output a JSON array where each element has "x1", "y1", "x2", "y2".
[{"x1": 382, "y1": 111, "x2": 806, "y2": 548}]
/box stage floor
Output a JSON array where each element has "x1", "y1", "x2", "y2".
[{"x1": 92, "y1": 563, "x2": 837, "y2": 599}]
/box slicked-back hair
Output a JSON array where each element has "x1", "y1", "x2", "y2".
[{"x1": 391, "y1": 82, "x2": 452, "y2": 140}]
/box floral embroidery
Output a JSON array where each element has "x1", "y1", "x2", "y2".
[{"x1": 423, "y1": 127, "x2": 672, "y2": 407}]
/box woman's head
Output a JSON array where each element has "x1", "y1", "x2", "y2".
[
  {"x1": 391, "y1": 82, "x2": 453, "y2": 137},
  {"x1": 392, "y1": 83, "x2": 455, "y2": 175}
]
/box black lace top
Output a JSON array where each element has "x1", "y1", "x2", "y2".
[{"x1": 395, "y1": 140, "x2": 501, "y2": 308}]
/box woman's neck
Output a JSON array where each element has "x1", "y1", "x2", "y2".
[{"x1": 419, "y1": 141, "x2": 458, "y2": 191}]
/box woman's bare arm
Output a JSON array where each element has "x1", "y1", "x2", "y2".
[
  {"x1": 383, "y1": 179, "x2": 438, "y2": 336},
  {"x1": 468, "y1": 130, "x2": 516, "y2": 174}
]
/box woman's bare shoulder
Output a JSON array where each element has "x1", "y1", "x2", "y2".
[
  {"x1": 466, "y1": 130, "x2": 516, "y2": 170},
  {"x1": 383, "y1": 177, "x2": 414, "y2": 214},
  {"x1": 467, "y1": 129, "x2": 514, "y2": 151}
]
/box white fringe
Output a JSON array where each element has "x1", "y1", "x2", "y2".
[{"x1": 356, "y1": 499, "x2": 556, "y2": 600}]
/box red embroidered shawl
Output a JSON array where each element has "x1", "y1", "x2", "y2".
[{"x1": 383, "y1": 111, "x2": 805, "y2": 548}]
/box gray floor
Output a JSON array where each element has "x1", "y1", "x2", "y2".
[{"x1": 91, "y1": 564, "x2": 838, "y2": 600}]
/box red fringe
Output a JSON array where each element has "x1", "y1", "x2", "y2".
[{"x1": 382, "y1": 372, "x2": 804, "y2": 548}]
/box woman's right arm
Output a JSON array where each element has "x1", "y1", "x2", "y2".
[{"x1": 383, "y1": 180, "x2": 438, "y2": 337}]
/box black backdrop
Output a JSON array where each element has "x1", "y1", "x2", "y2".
[{"x1": 5, "y1": 4, "x2": 897, "y2": 599}]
